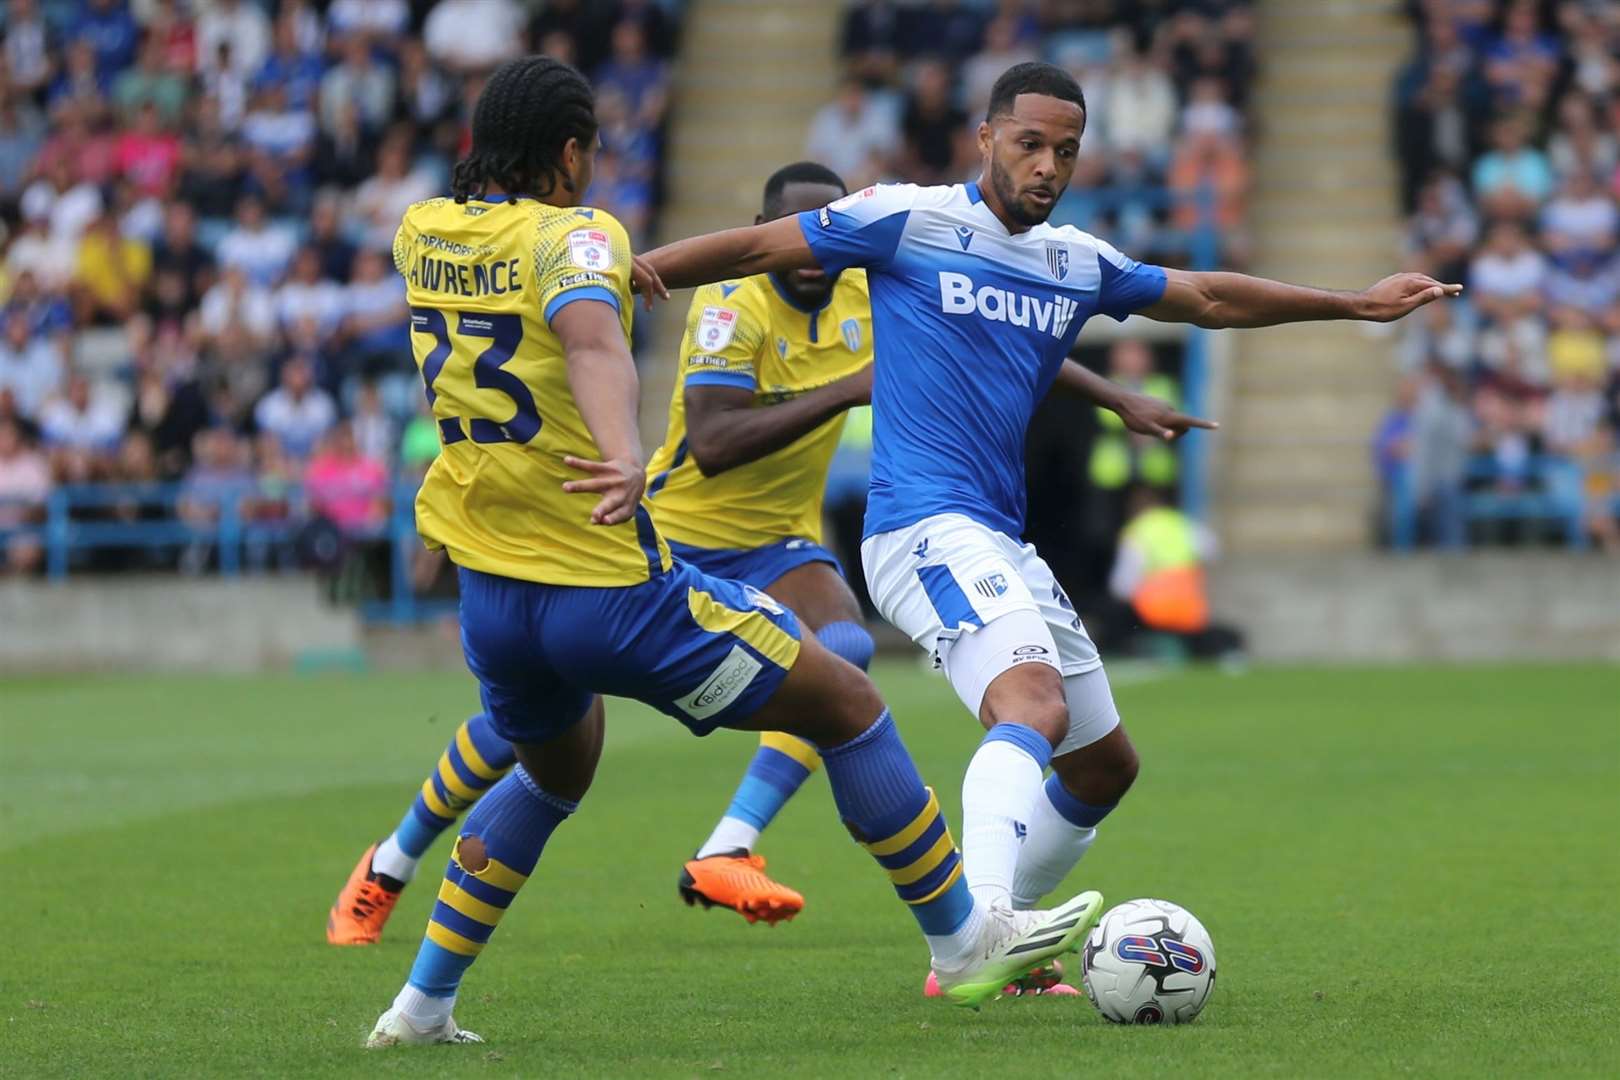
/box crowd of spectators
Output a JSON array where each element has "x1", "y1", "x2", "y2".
[
  {"x1": 814, "y1": 0, "x2": 1258, "y2": 266},
  {"x1": 1383, "y1": 0, "x2": 1620, "y2": 551},
  {"x1": 0, "y1": 0, "x2": 681, "y2": 578},
  {"x1": 806, "y1": 1, "x2": 1258, "y2": 616}
]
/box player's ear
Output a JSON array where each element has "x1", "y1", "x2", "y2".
[
  {"x1": 556, "y1": 136, "x2": 580, "y2": 193},
  {"x1": 976, "y1": 120, "x2": 993, "y2": 158}
]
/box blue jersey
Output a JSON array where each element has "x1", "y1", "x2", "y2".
[{"x1": 798, "y1": 182, "x2": 1168, "y2": 539}]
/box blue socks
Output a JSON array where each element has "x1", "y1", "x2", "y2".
[
  {"x1": 393, "y1": 714, "x2": 517, "y2": 859},
  {"x1": 1043, "y1": 773, "x2": 1118, "y2": 828},
  {"x1": 407, "y1": 765, "x2": 577, "y2": 999},
  {"x1": 697, "y1": 622, "x2": 873, "y2": 858},
  {"x1": 816, "y1": 620, "x2": 874, "y2": 671},
  {"x1": 821, "y1": 710, "x2": 974, "y2": 936}
]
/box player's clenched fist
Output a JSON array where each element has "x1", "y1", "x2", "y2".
[
  {"x1": 1353, "y1": 273, "x2": 1464, "y2": 322},
  {"x1": 562, "y1": 455, "x2": 647, "y2": 525}
]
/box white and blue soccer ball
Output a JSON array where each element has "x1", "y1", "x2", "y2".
[{"x1": 1081, "y1": 898, "x2": 1216, "y2": 1025}]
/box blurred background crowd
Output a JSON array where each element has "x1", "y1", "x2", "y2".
[
  {"x1": 0, "y1": 0, "x2": 1253, "y2": 620},
  {"x1": 0, "y1": 0, "x2": 684, "y2": 578},
  {"x1": 820, "y1": 0, "x2": 1255, "y2": 266},
  {"x1": 1383, "y1": 0, "x2": 1620, "y2": 551}
]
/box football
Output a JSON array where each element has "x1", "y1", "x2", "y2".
[{"x1": 1081, "y1": 899, "x2": 1216, "y2": 1025}]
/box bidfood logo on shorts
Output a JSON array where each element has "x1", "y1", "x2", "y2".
[
  {"x1": 938, "y1": 271, "x2": 1078, "y2": 339},
  {"x1": 678, "y1": 645, "x2": 764, "y2": 721}
]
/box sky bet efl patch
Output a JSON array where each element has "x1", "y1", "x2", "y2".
[
  {"x1": 567, "y1": 229, "x2": 614, "y2": 271},
  {"x1": 696, "y1": 306, "x2": 739, "y2": 351}
]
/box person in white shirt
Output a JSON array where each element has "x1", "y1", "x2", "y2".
[
  {"x1": 196, "y1": 0, "x2": 272, "y2": 77},
  {"x1": 254, "y1": 357, "x2": 336, "y2": 460},
  {"x1": 351, "y1": 135, "x2": 436, "y2": 251},
  {"x1": 349, "y1": 379, "x2": 395, "y2": 466},
  {"x1": 0, "y1": 313, "x2": 63, "y2": 420},
  {"x1": 39, "y1": 373, "x2": 125, "y2": 453},
  {"x1": 326, "y1": 0, "x2": 410, "y2": 44},
  {"x1": 216, "y1": 195, "x2": 299, "y2": 288},
  {"x1": 274, "y1": 248, "x2": 347, "y2": 341},
  {"x1": 199, "y1": 266, "x2": 277, "y2": 348},
  {"x1": 1470, "y1": 220, "x2": 1548, "y2": 312},
  {"x1": 1105, "y1": 48, "x2": 1177, "y2": 164},
  {"x1": 318, "y1": 35, "x2": 396, "y2": 136},
  {"x1": 422, "y1": 0, "x2": 522, "y2": 73},
  {"x1": 806, "y1": 77, "x2": 899, "y2": 189},
  {"x1": 1540, "y1": 168, "x2": 1618, "y2": 256}
]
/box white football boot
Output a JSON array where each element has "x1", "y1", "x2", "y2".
[
  {"x1": 365, "y1": 1006, "x2": 484, "y2": 1048},
  {"x1": 931, "y1": 890, "x2": 1105, "y2": 1008}
]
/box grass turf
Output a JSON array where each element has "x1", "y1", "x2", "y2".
[{"x1": 2, "y1": 662, "x2": 1617, "y2": 1078}]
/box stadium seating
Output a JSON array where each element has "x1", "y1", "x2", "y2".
[
  {"x1": 0, "y1": 0, "x2": 1258, "y2": 613},
  {"x1": 1384, "y1": 0, "x2": 1620, "y2": 552}
]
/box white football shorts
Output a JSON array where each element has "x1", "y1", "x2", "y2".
[{"x1": 861, "y1": 513, "x2": 1118, "y2": 754}]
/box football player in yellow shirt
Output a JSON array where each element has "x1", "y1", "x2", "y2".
[
  {"x1": 362, "y1": 57, "x2": 1103, "y2": 1048},
  {"x1": 329, "y1": 163, "x2": 873, "y2": 941},
  {"x1": 647, "y1": 162, "x2": 877, "y2": 923}
]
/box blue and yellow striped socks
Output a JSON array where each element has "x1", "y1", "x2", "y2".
[
  {"x1": 400, "y1": 764, "x2": 577, "y2": 1014},
  {"x1": 697, "y1": 731, "x2": 821, "y2": 857},
  {"x1": 820, "y1": 710, "x2": 975, "y2": 943},
  {"x1": 694, "y1": 622, "x2": 873, "y2": 859},
  {"x1": 373, "y1": 715, "x2": 516, "y2": 883}
]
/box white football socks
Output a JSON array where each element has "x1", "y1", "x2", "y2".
[
  {"x1": 960, "y1": 734, "x2": 1048, "y2": 909},
  {"x1": 925, "y1": 898, "x2": 987, "y2": 969},
  {"x1": 372, "y1": 834, "x2": 420, "y2": 883},
  {"x1": 695, "y1": 816, "x2": 760, "y2": 860},
  {"x1": 1011, "y1": 783, "x2": 1098, "y2": 910},
  {"x1": 393, "y1": 984, "x2": 453, "y2": 1030}
]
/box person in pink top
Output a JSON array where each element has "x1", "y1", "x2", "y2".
[
  {"x1": 115, "y1": 103, "x2": 183, "y2": 196},
  {"x1": 304, "y1": 420, "x2": 388, "y2": 536}
]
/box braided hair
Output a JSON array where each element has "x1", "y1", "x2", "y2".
[{"x1": 451, "y1": 56, "x2": 598, "y2": 203}]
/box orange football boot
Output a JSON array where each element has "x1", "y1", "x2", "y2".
[
  {"x1": 678, "y1": 849, "x2": 804, "y2": 925},
  {"x1": 327, "y1": 841, "x2": 405, "y2": 946}
]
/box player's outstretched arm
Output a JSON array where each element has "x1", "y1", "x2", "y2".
[
  {"x1": 554, "y1": 300, "x2": 647, "y2": 526},
  {"x1": 1140, "y1": 268, "x2": 1463, "y2": 329},
  {"x1": 637, "y1": 217, "x2": 820, "y2": 295},
  {"x1": 1050, "y1": 360, "x2": 1217, "y2": 442},
  {"x1": 684, "y1": 364, "x2": 872, "y2": 477}
]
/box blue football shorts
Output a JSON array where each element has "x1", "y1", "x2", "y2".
[
  {"x1": 667, "y1": 536, "x2": 843, "y2": 590},
  {"x1": 457, "y1": 560, "x2": 802, "y2": 745}
]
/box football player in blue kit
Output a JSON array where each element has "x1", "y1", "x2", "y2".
[{"x1": 635, "y1": 61, "x2": 1462, "y2": 994}]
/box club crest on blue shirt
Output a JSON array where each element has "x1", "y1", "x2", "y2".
[
  {"x1": 840, "y1": 318, "x2": 862, "y2": 352},
  {"x1": 1045, "y1": 241, "x2": 1069, "y2": 281}
]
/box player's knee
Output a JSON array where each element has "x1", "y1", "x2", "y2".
[
  {"x1": 815, "y1": 620, "x2": 874, "y2": 672},
  {"x1": 816, "y1": 667, "x2": 886, "y2": 747},
  {"x1": 981, "y1": 692, "x2": 1068, "y2": 749}
]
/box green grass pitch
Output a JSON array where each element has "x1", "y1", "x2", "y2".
[{"x1": 3, "y1": 662, "x2": 1617, "y2": 1078}]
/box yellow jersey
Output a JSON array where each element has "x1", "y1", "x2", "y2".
[
  {"x1": 394, "y1": 195, "x2": 671, "y2": 587},
  {"x1": 645, "y1": 270, "x2": 873, "y2": 550}
]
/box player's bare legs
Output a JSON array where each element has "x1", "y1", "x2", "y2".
[{"x1": 684, "y1": 561, "x2": 872, "y2": 923}]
